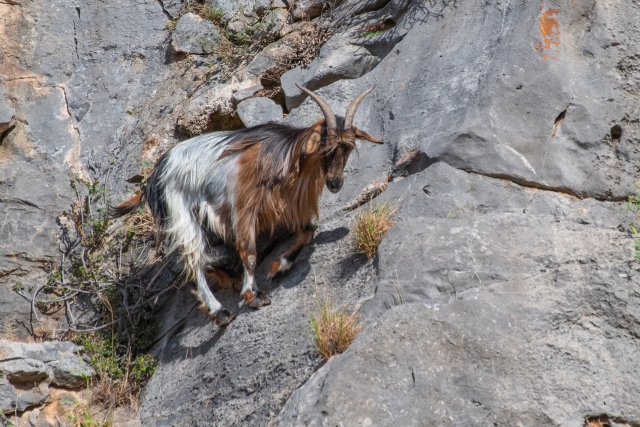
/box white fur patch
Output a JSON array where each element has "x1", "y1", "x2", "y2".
[{"x1": 277, "y1": 257, "x2": 292, "y2": 273}]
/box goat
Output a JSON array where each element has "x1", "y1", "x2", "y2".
[{"x1": 111, "y1": 85, "x2": 382, "y2": 326}]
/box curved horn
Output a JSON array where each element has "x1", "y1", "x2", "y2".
[
  {"x1": 296, "y1": 84, "x2": 337, "y2": 131},
  {"x1": 344, "y1": 85, "x2": 375, "y2": 129}
]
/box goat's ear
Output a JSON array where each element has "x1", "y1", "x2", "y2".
[
  {"x1": 303, "y1": 120, "x2": 324, "y2": 154},
  {"x1": 354, "y1": 127, "x2": 383, "y2": 143}
]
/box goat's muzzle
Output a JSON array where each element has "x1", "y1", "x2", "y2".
[{"x1": 327, "y1": 177, "x2": 344, "y2": 193}]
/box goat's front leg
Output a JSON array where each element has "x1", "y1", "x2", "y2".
[
  {"x1": 237, "y1": 229, "x2": 271, "y2": 309},
  {"x1": 268, "y1": 225, "x2": 315, "y2": 278},
  {"x1": 196, "y1": 267, "x2": 236, "y2": 326}
]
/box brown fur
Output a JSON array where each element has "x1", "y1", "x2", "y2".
[
  {"x1": 233, "y1": 122, "x2": 326, "y2": 250},
  {"x1": 241, "y1": 289, "x2": 256, "y2": 304},
  {"x1": 110, "y1": 191, "x2": 143, "y2": 217},
  {"x1": 207, "y1": 269, "x2": 242, "y2": 289}
]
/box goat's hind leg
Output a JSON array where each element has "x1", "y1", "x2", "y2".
[
  {"x1": 196, "y1": 268, "x2": 236, "y2": 326},
  {"x1": 238, "y1": 240, "x2": 271, "y2": 309},
  {"x1": 268, "y1": 225, "x2": 314, "y2": 279}
]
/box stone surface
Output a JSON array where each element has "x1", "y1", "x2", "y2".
[
  {"x1": 277, "y1": 164, "x2": 640, "y2": 426},
  {"x1": 291, "y1": 0, "x2": 347, "y2": 21},
  {"x1": 0, "y1": 84, "x2": 14, "y2": 134},
  {"x1": 47, "y1": 358, "x2": 92, "y2": 388},
  {"x1": 171, "y1": 13, "x2": 222, "y2": 55},
  {"x1": 232, "y1": 83, "x2": 264, "y2": 103},
  {"x1": 263, "y1": 8, "x2": 289, "y2": 36},
  {"x1": 0, "y1": 378, "x2": 16, "y2": 413},
  {"x1": 0, "y1": 340, "x2": 93, "y2": 390},
  {"x1": 0, "y1": 341, "x2": 83, "y2": 363},
  {"x1": 0, "y1": 0, "x2": 173, "y2": 339},
  {"x1": 2, "y1": 0, "x2": 640, "y2": 425},
  {"x1": 160, "y1": 0, "x2": 183, "y2": 19},
  {"x1": 0, "y1": 377, "x2": 49, "y2": 414},
  {"x1": 0, "y1": 360, "x2": 51, "y2": 384},
  {"x1": 237, "y1": 97, "x2": 283, "y2": 126},
  {"x1": 206, "y1": 0, "x2": 271, "y2": 21},
  {"x1": 281, "y1": 29, "x2": 382, "y2": 110}
]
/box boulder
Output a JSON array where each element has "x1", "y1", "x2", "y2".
[
  {"x1": 47, "y1": 358, "x2": 92, "y2": 388},
  {"x1": 0, "y1": 360, "x2": 51, "y2": 384},
  {"x1": 0, "y1": 341, "x2": 83, "y2": 363},
  {"x1": 237, "y1": 97, "x2": 283, "y2": 127},
  {"x1": 206, "y1": 0, "x2": 271, "y2": 21},
  {"x1": 0, "y1": 340, "x2": 94, "y2": 389},
  {"x1": 0, "y1": 377, "x2": 49, "y2": 414},
  {"x1": 232, "y1": 83, "x2": 264, "y2": 103},
  {"x1": 291, "y1": 0, "x2": 348, "y2": 21},
  {"x1": 0, "y1": 379, "x2": 16, "y2": 413},
  {"x1": 171, "y1": 13, "x2": 222, "y2": 55},
  {"x1": 263, "y1": 8, "x2": 289, "y2": 36}
]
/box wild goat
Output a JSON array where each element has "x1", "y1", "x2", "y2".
[{"x1": 111, "y1": 85, "x2": 382, "y2": 326}]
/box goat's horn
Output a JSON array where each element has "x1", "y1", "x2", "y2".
[
  {"x1": 344, "y1": 85, "x2": 375, "y2": 129},
  {"x1": 296, "y1": 84, "x2": 338, "y2": 131}
]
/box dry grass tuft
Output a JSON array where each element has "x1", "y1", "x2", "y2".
[
  {"x1": 351, "y1": 202, "x2": 396, "y2": 259},
  {"x1": 310, "y1": 297, "x2": 361, "y2": 360}
]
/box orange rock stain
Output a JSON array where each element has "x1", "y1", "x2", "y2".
[{"x1": 535, "y1": 8, "x2": 560, "y2": 60}]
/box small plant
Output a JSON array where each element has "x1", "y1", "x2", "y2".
[
  {"x1": 363, "y1": 29, "x2": 383, "y2": 38},
  {"x1": 73, "y1": 333, "x2": 156, "y2": 409},
  {"x1": 202, "y1": 6, "x2": 224, "y2": 25},
  {"x1": 309, "y1": 297, "x2": 361, "y2": 360},
  {"x1": 359, "y1": 22, "x2": 390, "y2": 39},
  {"x1": 165, "y1": 19, "x2": 178, "y2": 33},
  {"x1": 351, "y1": 202, "x2": 396, "y2": 259},
  {"x1": 627, "y1": 187, "x2": 640, "y2": 260}
]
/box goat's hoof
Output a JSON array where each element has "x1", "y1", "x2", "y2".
[
  {"x1": 242, "y1": 290, "x2": 271, "y2": 309},
  {"x1": 242, "y1": 290, "x2": 262, "y2": 308},
  {"x1": 212, "y1": 308, "x2": 236, "y2": 327},
  {"x1": 249, "y1": 298, "x2": 263, "y2": 309},
  {"x1": 258, "y1": 290, "x2": 271, "y2": 306}
]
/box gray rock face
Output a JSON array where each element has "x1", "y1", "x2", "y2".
[
  {"x1": 3, "y1": 0, "x2": 640, "y2": 425},
  {"x1": 237, "y1": 97, "x2": 283, "y2": 126},
  {"x1": 172, "y1": 13, "x2": 222, "y2": 55},
  {"x1": 278, "y1": 160, "x2": 640, "y2": 425},
  {"x1": 0, "y1": 0, "x2": 171, "y2": 338},
  {"x1": 281, "y1": 29, "x2": 382, "y2": 110}
]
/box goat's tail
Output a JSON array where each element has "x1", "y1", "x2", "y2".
[{"x1": 109, "y1": 191, "x2": 145, "y2": 218}]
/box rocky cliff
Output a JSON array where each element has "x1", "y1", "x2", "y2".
[{"x1": 1, "y1": 0, "x2": 640, "y2": 426}]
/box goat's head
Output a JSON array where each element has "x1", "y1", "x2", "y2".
[{"x1": 297, "y1": 84, "x2": 383, "y2": 193}]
